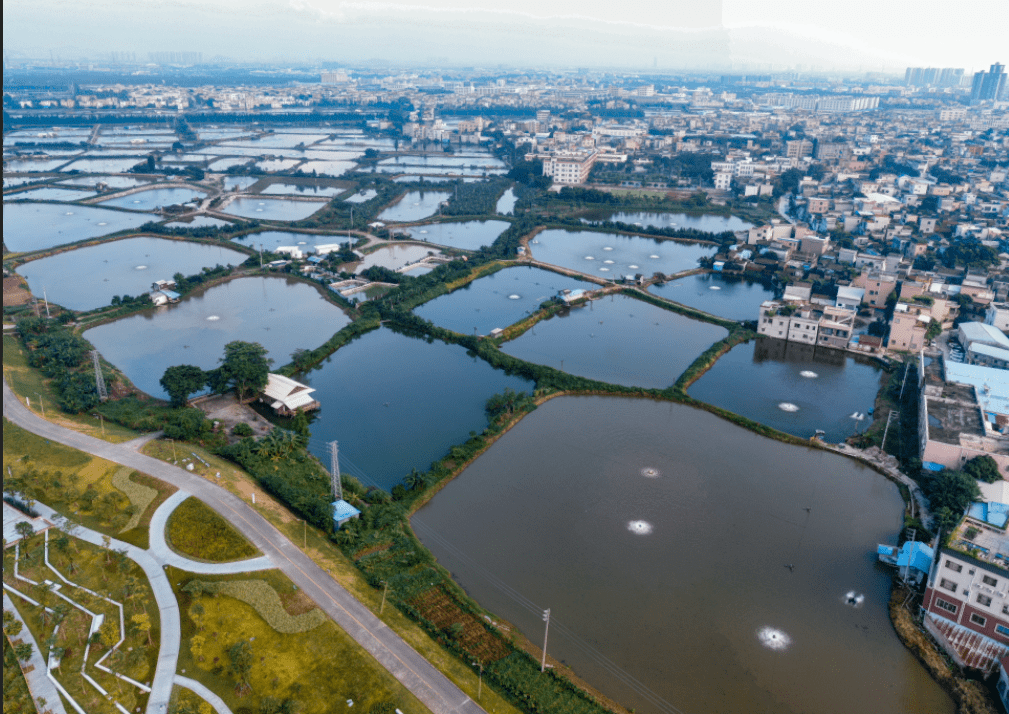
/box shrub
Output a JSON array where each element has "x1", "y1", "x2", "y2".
[{"x1": 232, "y1": 423, "x2": 254, "y2": 437}]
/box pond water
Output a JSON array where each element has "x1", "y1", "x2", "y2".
[
  {"x1": 221, "y1": 196, "x2": 327, "y2": 221},
  {"x1": 377, "y1": 191, "x2": 450, "y2": 222},
  {"x1": 165, "y1": 216, "x2": 232, "y2": 229},
  {"x1": 496, "y1": 188, "x2": 517, "y2": 215},
  {"x1": 531, "y1": 229, "x2": 716, "y2": 279},
  {"x1": 60, "y1": 176, "x2": 151, "y2": 189},
  {"x1": 650, "y1": 272, "x2": 777, "y2": 321},
  {"x1": 583, "y1": 210, "x2": 754, "y2": 234},
  {"x1": 209, "y1": 158, "x2": 254, "y2": 171},
  {"x1": 84, "y1": 276, "x2": 349, "y2": 400},
  {"x1": 501, "y1": 293, "x2": 727, "y2": 389},
  {"x1": 374, "y1": 165, "x2": 506, "y2": 176},
  {"x1": 3, "y1": 202, "x2": 154, "y2": 253},
  {"x1": 378, "y1": 156, "x2": 507, "y2": 169},
  {"x1": 61, "y1": 157, "x2": 145, "y2": 174},
  {"x1": 255, "y1": 159, "x2": 301, "y2": 172},
  {"x1": 16, "y1": 237, "x2": 248, "y2": 311},
  {"x1": 298, "y1": 326, "x2": 533, "y2": 489},
  {"x1": 343, "y1": 189, "x2": 378, "y2": 203},
  {"x1": 353, "y1": 244, "x2": 442, "y2": 273},
  {"x1": 689, "y1": 336, "x2": 884, "y2": 443},
  {"x1": 4, "y1": 187, "x2": 97, "y2": 202},
  {"x1": 413, "y1": 396, "x2": 953, "y2": 714},
  {"x1": 261, "y1": 183, "x2": 343, "y2": 197},
  {"x1": 297, "y1": 160, "x2": 357, "y2": 176},
  {"x1": 233, "y1": 231, "x2": 353, "y2": 253},
  {"x1": 415, "y1": 266, "x2": 591, "y2": 336},
  {"x1": 221, "y1": 176, "x2": 260, "y2": 191},
  {"x1": 401, "y1": 220, "x2": 509, "y2": 251},
  {"x1": 99, "y1": 187, "x2": 206, "y2": 211},
  {"x1": 4, "y1": 157, "x2": 70, "y2": 172}
]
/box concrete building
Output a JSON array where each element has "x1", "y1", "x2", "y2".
[
  {"x1": 542, "y1": 150, "x2": 597, "y2": 185},
  {"x1": 835, "y1": 286, "x2": 865, "y2": 311},
  {"x1": 986, "y1": 303, "x2": 1009, "y2": 333},
  {"x1": 888, "y1": 304, "x2": 932, "y2": 352},
  {"x1": 261, "y1": 373, "x2": 320, "y2": 416},
  {"x1": 853, "y1": 271, "x2": 897, "y2": 309},
  {"x1": 757, "y1": 300, "x2": 854, "y2": 350}
]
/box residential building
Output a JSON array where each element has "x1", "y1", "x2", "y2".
[
  {"x1": 987, "y1": 303, "x2": 1009, "y2": 333},
  {"x1": 971, "y1": 63, "x2": 1007, "y2": 104},
  {"x1": 888, "y1": 303, "x2": 932, "y2": 352},
  {"x1": 853, "y1": 271, "x2": 897, "y2": 309},
  {"x1": 542, "y1": 150, "x2": 597, "y2": 185}
]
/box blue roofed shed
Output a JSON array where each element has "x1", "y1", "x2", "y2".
[
  {"x1": 877, "y1": 541, "x2": 935, "y2": 583},
  {"x1": 332, "y1": 499, "x2": 361, "y2": 529},
  {"x1": 968, "y1": 502, "x2": 1009, "y2": 529}
]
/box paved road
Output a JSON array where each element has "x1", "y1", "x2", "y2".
[
  {"x1": 174, "y1": 675, "x2": 233, "y2": 714},
  {"x1": 4, "y1": 382, "x2": 484, "y2": 714}
]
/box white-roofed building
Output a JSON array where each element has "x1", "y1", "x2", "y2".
[{"x1": 260, "y1": 373, "x2": 320, "y2": 416}]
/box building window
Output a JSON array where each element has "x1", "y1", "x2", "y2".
[
  {"x1": 970, "y1": 613, "x2": 987, "y2": 627},
  {"x1": 940, "y1": 578, "x2": 958, "y2": 593},
  {"x1": 983, "y1": 575, "x2": 998, "y2": 587},
  {"x1": 935, "y1": 598, "x2": 958, "y2": 614},
  {"x1": 977, "y1": 594, "x2": 993, "y2": 607},
  {"x1": 997, "y1": 625, "x2": 1009, "y2": 637}
]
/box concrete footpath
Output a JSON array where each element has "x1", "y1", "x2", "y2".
[
  {"x1": 3, "y1": 592, "x2": 69, "y2": 714},
  {"x1": 4, "y1": 381, "x2": 484, "y2": 714}
]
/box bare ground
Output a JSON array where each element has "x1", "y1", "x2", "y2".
[{"x1": 192, "y1": 393, "x2": 275, "y2": 441}]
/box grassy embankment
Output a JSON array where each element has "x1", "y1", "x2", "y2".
[{"x1": 165, "y1": 496, "x2": 260, "y2": 562}]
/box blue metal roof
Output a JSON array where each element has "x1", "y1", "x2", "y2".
[
  {"x1": 161, "y1": 290, "x2": 181, "y2": 300},
  {"x1": 968, "y1": 502, "x2": 1009, "y2": 529},
  {"x1": 332, "y1": 499, "x2": 361, "y2": 522}
]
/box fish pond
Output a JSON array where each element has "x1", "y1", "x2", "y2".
[
  {"x1": 401, "y1": 220, "x2": 510, "y2": 251},
  {"x1": 353, "y1": 244, "x2": 442, "y2": 274},
  {"x1": 650, "y1": 272, "x2": 777, "y2": 321},
  {"x1": 3, "y1": 202, "x2": 154, "y2": 253},
  {"x1": 688, "y1": 336, "x2": 884, "y2": 442},
  {"x1": 84, "y1": 276, "x2": 349, "y2": 400},
  {"x1": 501, "y1": 293, "x2": 727, "y2": 389},
  {"x1": 377, "y1": 191, "x2": 450, "y2": 222},
  {"x1": 16, "y1": 237, "x2": 248, "y2": 312},
  {"x1": 221, "y1": 197, "x2": 327, "y2": 222},
  {"x1": 415, "y1": 266, "x2": 591, "y2": 336},
  {"x1": 413, "y1": 396, "x2": 953, "y2": 714},
  {"x1": 582, "y1": 210, "x2": 754, "y2": 233},
  {"x1": 530, "y1": 229, "x2": 715, "y2": 278},
  {"x1": 99, "y1": 187, "x2": 206, "y2": 211}
]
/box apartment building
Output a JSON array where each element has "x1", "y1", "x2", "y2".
[{"x1": 541, "y1": 150, "x2": 597, "y2": 185}]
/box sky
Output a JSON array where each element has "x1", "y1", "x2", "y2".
[{"x1": 3, "y1": 0, "x2": 1006, "y2": 71}]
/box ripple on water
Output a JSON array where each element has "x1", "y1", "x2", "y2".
[
  {"x1": 585, "y1": 256, "x2": 595, "y2": 260},
  {"x1": 757, "y1": 626, "x2": 791, "y2": 651},
  {"x1": 800, "y1": 370, "x2": 818, "y2": 378},
  {"x1": 778, "y1": 402, "x2": 800, "y2": 412},
  {"x1": 627, "y1": 520, "x2": 653, "y2": 535},
  {"x1": 508, "y1": 294, "x2": 521, "y2": 300},
  {"x1": 206, "y1": 315, "x2": 220, "y2": 321},
  {"x1": 709, "y1": 286, "x2": 722, "y2": 290},
  {"x1": 640, "y1": 467, "x2": 661, "y2": 478},
  {"x1": 135, "y1": 265, "x2": 148, "y2": 270}
]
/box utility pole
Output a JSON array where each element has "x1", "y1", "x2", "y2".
[
  {"x1": 898, "y1": 358, "x2": 912, "y2": 401},
  {"x1": 167, "y1": 437, "x2": 176, "y2": 462},
  {"x1": 259, "y1": 244, "x2": 263, "y2": 269},
  {"x1": 330, "y1": 441, "x2": 342, "y2": 502},
  {"x1": 42, "y1": 287, "x2": 51, "y2": 318},
  {"x1": 904, "y1": 528, "x2": 916, "y2": 582},
  {"x1": 881, "y1": 410, "x2": 895, "y2": 452},
  {"x1": 380, "y1": 581, "x2": 388, "y2": 614},
  {"x1": 540, "y1": 608, "x2": 551, "y2": 673},
  {"x1": 36, "y1": 393, "x2": 44, "y2": 418},
  {"x1": 473, "y1": 660, "x2": 483, "y2": 700},
  {"x1": 91, "y1": 351, "x2": 108, "y2": 401}
]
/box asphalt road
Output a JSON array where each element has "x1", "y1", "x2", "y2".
[{"x1": 4, "y1": 381, "x2": 485, "y2": 714}]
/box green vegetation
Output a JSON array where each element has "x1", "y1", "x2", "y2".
[
  {"x1": 160, "y1": 365, "x2": 208, "y2": 407},
  {"x1": 171, "y1": 567, "x2": 425, "y2": 714},
  {"x1": 182, "y1": 579, "x2": 326, "y2": 633},
  {"x1": 3, "y1": 532, "x2": 160, "y2": 714},
  {"x1": 168, "y1": 685, "x2": 215, "y2": 714},
  {"x1": 919, "y1": 468, "x2": 982, "y2": 537},
  {"x1": 441, "y1": 179, "x2": 510, "y2": 216},
  {"x1": 964, "y1": 455, "x2": 1003, "y2": 484},
  {"x1": 14, "y1": 316, "x2": 104, "y2": 413},
  {"x1": 209, "y1": 340, "x2": 272, "y2": 403},
  {"x1": 111, "y1": 466, "x2": 159, "y2": 532},
  {"x1": 166, "y1": 497, "x2": 260, "y2": 562},
  {"x1": 2, "y1": 636, "x2": 35, "y2": 714}
]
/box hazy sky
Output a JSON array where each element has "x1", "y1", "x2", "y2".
[{"x1": 3, "y1": 0, "x2": 1006, "y2": 71}]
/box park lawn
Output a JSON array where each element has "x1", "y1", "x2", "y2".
[
  {"x1": 2, "y1": 419, "x2": 168, "y2": 538},
  {"x1": 169, "y1": 684, "x2": 214, "y2": 714},
  {"x1": 140, "y1": 438, "x2": 523, "y2": 714},
  {"x1": 166, "y1": 497, "x2": 260, "y2": 562},
  {"x1": 3, "y1": 532, "x2": 160, "y2": 714},
  {"x1": 169, "y1": 567, "x2": 428, "y2": 714},
  {"x1": 2, "y1": 638, "x2": 35, "y2": 714},
  {"x1": 3, "y1": 334, "x2": 136, "y2": 443}
]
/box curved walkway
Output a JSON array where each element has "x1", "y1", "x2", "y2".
[
  {"x1": 174, "y1": 675, "x2": 233, "y2": 714},
  {"x1": 148, "y1": 491, "x2": 274, "y2": 574},
  {"x1": 2, "y1": 592, "x2": 69, "y2": 714},
  {"x1": 4, "y1": 382, "x2": 484, "y2": 714}
]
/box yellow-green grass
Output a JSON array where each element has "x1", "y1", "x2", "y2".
[
  {"x1": 3, "y1": 419, "x2": 173, "y2": 539},
  {"x1": 169, "y1": 684, "x2": 215, "y2": 714},
  {"x1": 141, "y1": 438, "x2": 523, "y2": 714},
  {"x1": 3, "y1": 533, "x2": 160, "y2": 714},
  {"x1": 2, "y1": 637, "x2": 35, "y2": 714},
  {"x1": 166, "y1": 497, "x2": 260, "y2": 562},
  {"x1": 2, "y1": 334, "x2": 136, "y2": 443},
  {"x1": 170, "y1": 567, "x2": 428, "y2": 714}
]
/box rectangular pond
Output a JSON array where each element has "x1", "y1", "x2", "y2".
[
  {"x1": 4, "y1": 187, "x2": 97, "y2": 202},
  {"x1": 401, "y1": 220, "x2": 509, "y2": 251},
  {"x1": 3, "y1": 202, "x2": 154, "y2": 253},
  {"x1": 221, "y1": 196, "x2": 327, "y2": 221},
  {"x1": 60, "y1": 176, "x2": 151, "y2": 189},
  {"x1": 530, "y1": 229, "x2": 716, "y2": 279},
  {"x1": 99, "y1": 187, "x2": 206, "y2": 211},
  {"x1": 415, "y1": 266, "x2": 591, "y2": 336},
  {"x1": 297, "y1": 160, "x2": 357, "y2": 176},
  {"x1": 261, "y1": 183, "x2": 343, "y2": 197},
  {"x1": 353, "y1": 244, "x2": 442, "y2": 273},
  {"x1": 4, "y1": 157, "x2": 71, "y2": 172},
  {"x1": 16, "y1": 237, "x2": 248, "y2": 311},
  {"x1": 61, "y1": 157, "x2": 146, "y2": 174},
  {"x1": 232, "y1": 230, "x2": 353, "y2": 253},
  {"x1": 688, "y1": 336, "x2": 884, "y2": 442},
  {"x1": 650, "y1": 272, "x2": 777, "y2": 321},
  {"x1": 501, "y1": 293, "x2": 727, "y2": 389},
  {"x1": 377, "y1": 191, "x2": 450, "y2": 222},
  {"x1": 413, "y1": 396, "x2": 953, "y2": 714},
  {"x1": 298, "y1": 326, "x2": 534, "y2": 490},
  {"x1": 84, "y1": 276, "x2": 349, "y2": 400},
  {"x1": 583, "y1": 210, "x2": 754, "y2": 233}
]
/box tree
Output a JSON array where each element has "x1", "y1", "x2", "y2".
[
  {"x1": 964, "y1": 455, "x2": 1002, "y2": 484},
  {"x1": 131, "y1": 612, "x2": 153, "y2": 646},
  {"x1": 228, "y1": 640, "x2": 254, "y2": 695},
  {"x1": 160, "y1": 365, "x2": 207, "y2": 408},
  {"x1": 217, "y1": 341, "x2": 271, "y2": 402},
  {"x1": 14, "y1": 521, "x2": 34, "y2": 543},
  {"x1": 14, "y1": 642, "x2": 33, "y2": 662},
  {"x1": 923, "y1": 469, "x2": 981, "y2": 516}
]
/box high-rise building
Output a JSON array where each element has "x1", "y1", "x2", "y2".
[
  {"x1": 905, "y1": 67, "x2": 964, "y2": 87},
  {"x1": 971, "y1": 63, "x2": 1006, "y2": 103}
]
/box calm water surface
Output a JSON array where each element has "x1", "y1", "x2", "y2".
[
  {"x1": 584, "y1": 210, "x2": 754, "y2": 233},
  {"x1": 300, "y1": 327, "x2": 533, "y2": 489},
  {"x1": 532, "y1": 229, "x2": 715, "y2": 279},
  {"x1": 414, "y1": 396, "x2": 953, "y2": 714},
  {"x1": 353, "y1": 244, "x2": 441, "y2": 273},
  {"x1": 17, "y1": 237, "x2": 247, "y2": 311},
  {"x1": 502, "y1": 294, "x2": 726, "y2": 388},
  {"x1": 496, "y1": 188, "x2": 517, "y2": 215},
  {"x1": 85, "y1": 277, "x2": 348, "y2": 399},
  {"x1": 222, "y1": 196, "x2": 327, "y2": 221},
  {"x1": 3, "y1": 202, "x2": 153, "y2": 252},
  {"x1": 99, "y1": 187, "x2": 205, "y2": 211},
  {"x1": 233, "y1": 231, "x2": 353, "y2": 253},
  {"x1": 5, "y1": 187, "x2": 97, "y2": 202},
  {"x1": 261, "y1": 183, "x2": 343, "y2": 197},
  {"x1": 650, "y1": 272, "x2": 777, "y2": 321},
  {"x1": 402, "y1": 220, "x2": 509, "y2": 251},
  {"x1": 377, "y1": 191, "x2": 450, "y2": 222},
  {"x1": 689, "y1": 337, "x2": 883, "y2": 442},
  {"x1": 416, "y1": 266, "x2": 590, "y2": 335}
]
